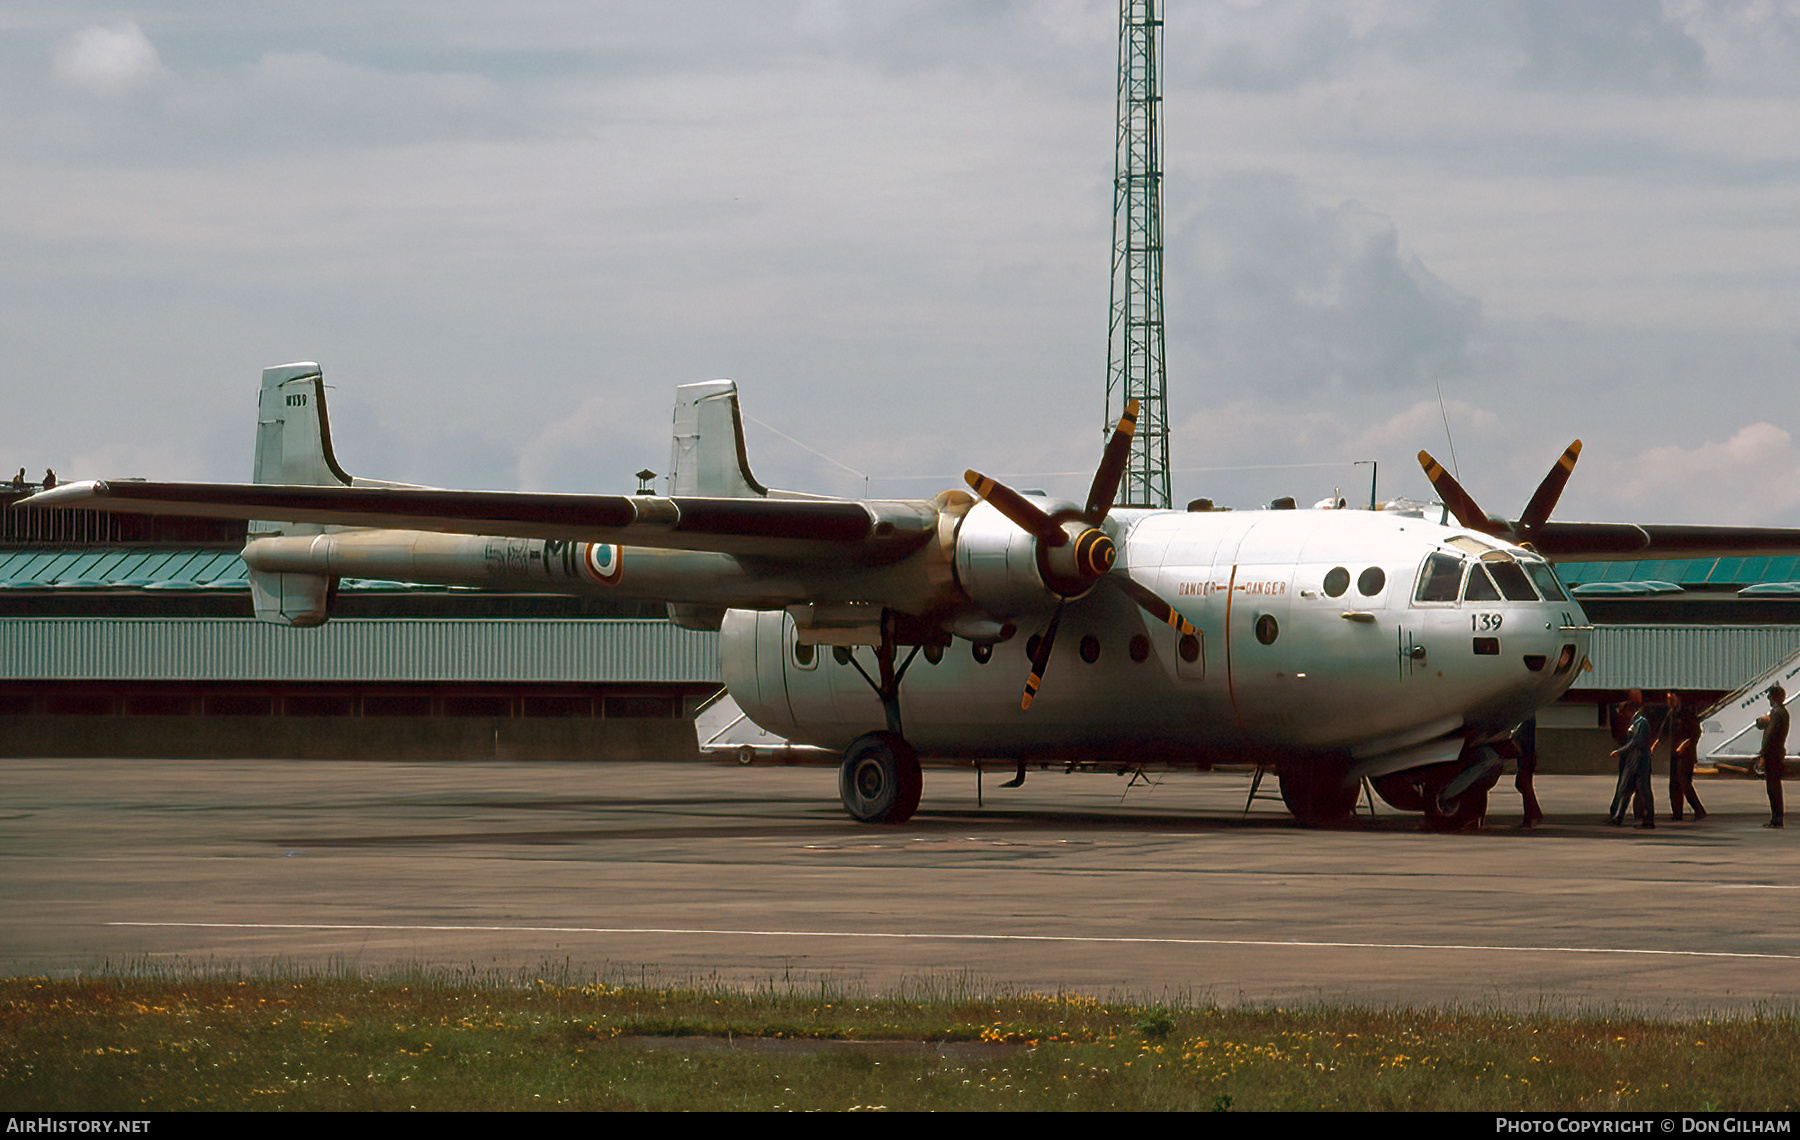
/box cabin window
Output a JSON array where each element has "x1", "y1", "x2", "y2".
[
  {"x1": 792, "y1": 640, "x2": 817, "y2": 669},
  {"x1": 1254, "y1": 614, "x2": 1279, "y2": 645},
  {"x1": 1525, "y1": 560, "x2": 1568, "y2": 601},
  {"x1": 971, "y1": 642, "x2": 993, "y2": 665},
  {"x1": 1323, "y1": 567, "x2": 1350, "y2": 597},
  {"x1": 1487, "y1": 560, "x2": 1540, "y2": 602},
  {"x1": 1415, "y1": 553, "x2": 1464, "y2": 602},
  {"x1": 1447, "y1": 535, "x2": 1496, "y2": 555},
  {"x1": 1178, "y1": 633, "x2": 1201, "y2": 663},
  {"x1": 1129, "y1": 634, "x2": 1150, "y2": 662},
  {"x1": 1464, "y1": 564, "x2": 1502, "y2": 602},
  {"x1": 1358, "y1": 566, "x2": 1386, "y2": 597}
]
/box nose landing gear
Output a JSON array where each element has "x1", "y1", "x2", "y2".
[{"x1": 1423, "y1": 747, "x2": 1503, "y2": 832}]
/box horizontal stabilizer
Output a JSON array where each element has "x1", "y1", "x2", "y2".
[{"x1": 248, "y1": 568, "x2": 335, "y2": 627}]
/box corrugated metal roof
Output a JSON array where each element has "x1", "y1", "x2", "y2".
[
  {"x1": 0, "y1": 617, "x2": 721, "y2": 684},
  {"x1": 0, "y1": 549, "x2": 247, "y2": 586},
  {"x1": 1556, "y1": 557, "x2": 1800, "y2": 587},
  {"x1": 1572, "y1": 624, "x2": 1800, "y2": 691}
]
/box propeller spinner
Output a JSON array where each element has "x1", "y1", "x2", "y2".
[
  {"x1": 966, "y1": 400, "x2": 1195, "y2": 710},
  {"x1": 1417, "y1": 440, "x2": 1582, "y2": 550}
]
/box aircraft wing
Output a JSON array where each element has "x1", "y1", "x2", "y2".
[
  {"x1": 1529, "y1": 521, "x2": 1800, "y2": 561},
  {"x1": 19, "y1": 479, "x2": 939, "y2": 563}
]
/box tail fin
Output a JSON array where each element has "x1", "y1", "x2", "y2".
[
  {"x1": 666, "y1": 380, "x2": 765, "y2": 632},
  {"x1": 669, "y1": 380, "x2": 768, "y2": 498},
  {"x1": 247, "y1": 361, "x2": 346, "y2": 626},
  {"x1": 253, "y1": 362, "x2": 353, "y2": 492}
]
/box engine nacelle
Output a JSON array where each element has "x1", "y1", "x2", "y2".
[{"x1": 951, "y1": 499, "x2": 1061, "y2": 619}]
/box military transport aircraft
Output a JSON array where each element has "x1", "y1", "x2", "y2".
[{"x1": 25, "y1": 362, "x2": 1800, "y2": 829}]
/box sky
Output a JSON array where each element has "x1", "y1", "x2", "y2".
[{"x1": 3, "y1": 1, "x2": 1799, "y2": 526}]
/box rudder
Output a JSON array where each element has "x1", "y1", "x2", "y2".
[
  {"x1": 669, "y1": 380, "x2": 768, "y2": 499},
  {"x1": 247, "y1": 361, "x2": 347, "y2": 626}
]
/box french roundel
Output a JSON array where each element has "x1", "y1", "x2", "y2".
[{"x1": 582, "y1": 543, "x2": 623, "y2": 586}]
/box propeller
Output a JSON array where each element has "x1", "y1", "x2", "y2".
[
  {"x1": 1416, "y1": 440, "x2": 1582, "y2": 550},
  {"x1": 965, "y1": 399, "x2": 1196, "y2": 710}
]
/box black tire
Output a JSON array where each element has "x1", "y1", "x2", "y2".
[
  {"x1": 839, "y1": 732, "x2": 922, "y2": 824},
  {"x1": 1423, "y1": 786, "x2": 1488, "y2": 832},
  {"x1": 1278, "y1": 762, "x2": 1358, "y2": 827},
  {"x1": 1372, "y1": 772, "x2": 1427, "y2": 813},
  {"x1": 1422, "y1": 757, "x2": 1498, "y2": 832}
]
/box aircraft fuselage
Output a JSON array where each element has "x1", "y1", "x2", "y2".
[{"x1": 723, "y1": 505, "x2": 1590, "y2": 773}]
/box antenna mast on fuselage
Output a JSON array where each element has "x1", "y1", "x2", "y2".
[{"x1": 1105, "y1": 0, "x2": 1170, "y2": 509}]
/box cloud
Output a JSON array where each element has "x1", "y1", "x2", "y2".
[
  {"x1": 1170, "y1": 170, "x2": 1482, "y2": 396},
  {"x1": 1603, "y1": 422, "x2": 1800, "y2": 524},
  {"x1": 1504, "y1": 0, "x2": 1706, "y2": 92},
  {"x1": 54, "y1": 22, "x2": 167, "y2": 98},
  {"x1": 1667, "y1": 0, "x2": 1800, "y2": 94}
]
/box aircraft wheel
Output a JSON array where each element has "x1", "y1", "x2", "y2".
[
  {"x1": 1372, "y1": 773, "x2": 1426, "y2": 813},
  {"x1": 1422, "y1": 761, "x2": 1497, "y2": 832},
  {"x1": 1423, "y1": 787, "x2": 1487, "y2": 832},
  {"x1": 839, "y1": 732, "x2": 922, "y2": 824},
  {"x1": 1278, "y1": 763, "x2": 1358, "y2": 827}
]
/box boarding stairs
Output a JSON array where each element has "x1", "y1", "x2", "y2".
[{"x1": 1697, "y1": 648, "x2": 1800, "y2": 766}]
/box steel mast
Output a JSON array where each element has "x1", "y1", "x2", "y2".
[{"x1": 1104, "y1": 0, "x2": 1170, "y2": 509}]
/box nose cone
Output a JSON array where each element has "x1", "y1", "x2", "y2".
[{"x1": 1077, "y1": 529, "x2": 1115, "y2": 578}]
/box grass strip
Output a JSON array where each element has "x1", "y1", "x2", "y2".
[{"x1": 2, "y1": 961, "x2": 1795, "y2": 1111}]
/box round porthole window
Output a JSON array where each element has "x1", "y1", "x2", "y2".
[
  {"x1": 1324, "y1": 567, "x2": 1350, "y2": 597},
  {"x1": 1255, "y1": 614, "x2": 1279, "y2": 645},
  {"x1": 1079, "y1": 634, "x2": 1101, "y2": 663},
  {"x1": 1178, "y1": 633, "x2": 1201, "y2": 663},
  {"x1": 1358, "y1": 566, "x2": 1386, "y2": 596},
  {"x1": 793, "y1": 641, "x2": 815, "y2": 666},
  {"x1": 972, "y1": 641, "x2": 993, "y2": 664},
  {"x1": 1129, "y1": 634, "x2": 1150, "y2": 663}
]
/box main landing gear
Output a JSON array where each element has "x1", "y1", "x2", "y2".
[
  {"x1": 835, "y1": 609, "x2": 932, "y2": 824},
  {"x1": 839, "y1": 731, "x2": 922, "y2": 823},
  {"x1": 1277, "y1": 760, "x2": 1360, "y2": 828}
]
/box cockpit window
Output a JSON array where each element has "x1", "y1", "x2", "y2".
[
  {"x1": 1415, "y1": 553, "x2": 1464, "y2": 602},
  {"x1": 1464, "y1": 564, "x2": 1502, "y2": 601},
  {"x1": 1487, "y1": 560, "x2": 1540, "y2": 602},
  {"x1": 1524, "y1": 560, "x2": 1567, "y2": 601}
]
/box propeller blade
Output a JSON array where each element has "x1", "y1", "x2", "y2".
[
  {"x1": 1416, "y1": 450, "x2": 1501, "y2": 535},
  {"x1": 964, "y1": 469, "x2": 1067, "y2": 546},
  {"x1": 1083, "y1": 399, "x2": 1140, "y2": 525},
  {"x1": 1114, "y1": 572, "x2": 1196, "y2": 637},
  {"x1": 1517, "y1": 440, "x2": 1582, "y2": 540},
  {"x1": 1021, "y1": 602, "x2": 1065, "y2": 711}
]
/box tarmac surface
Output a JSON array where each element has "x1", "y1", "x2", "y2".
[{"x1": 2, "y1": 757, "x2": 1796, "y2": 1017}]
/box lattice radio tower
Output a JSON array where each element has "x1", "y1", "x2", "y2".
[{"x1": 1104, "y1": 0, "x2": 1170, "y2": 509}]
